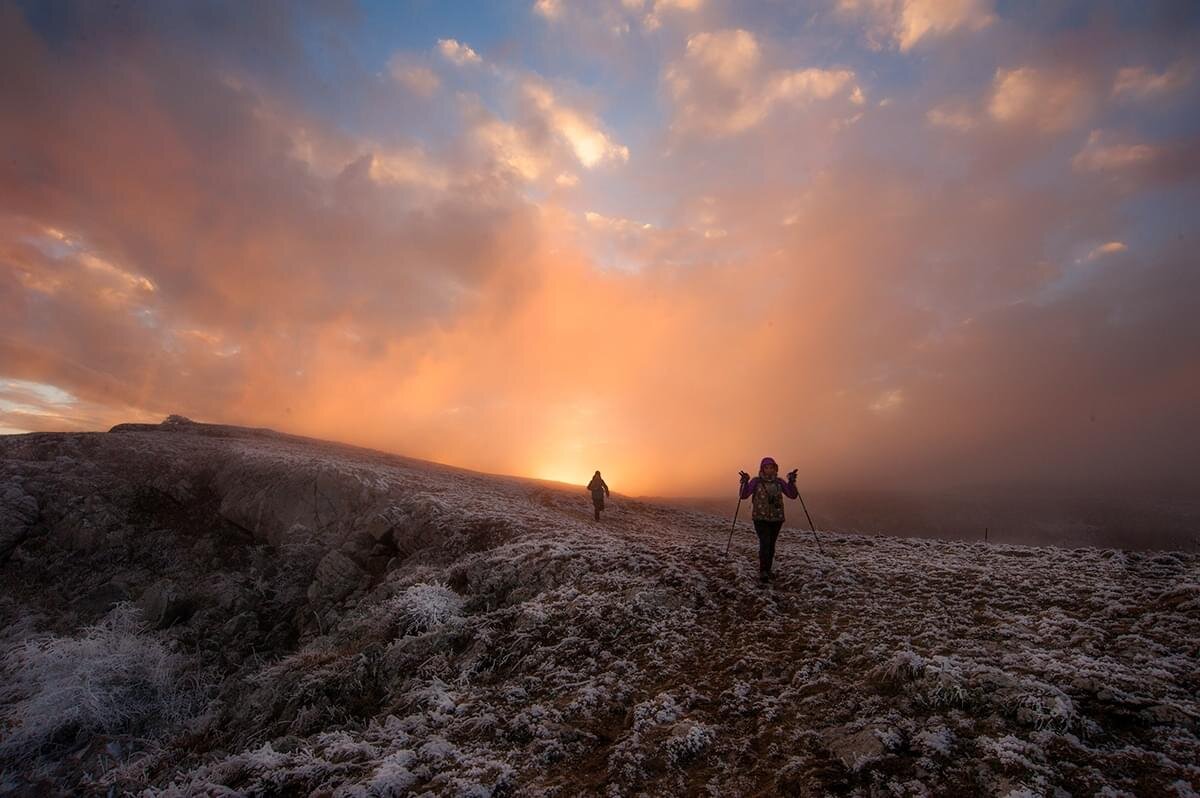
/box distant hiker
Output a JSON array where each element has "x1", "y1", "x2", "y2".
[
  {"x1": 739, "y1": 457, "x2": 799, "y2": 583},
  {"x1": 587, "y1": 471, "x2": 610, "y2": 521}
]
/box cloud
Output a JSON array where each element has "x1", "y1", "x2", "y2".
[
  {"x1": 925, "y1": 102, "x2": 977, "y2": 131},
  {"x1": 584, "y1": 210, "x2": 654, "y2": 234},
  {"x1": 1071, "y1": 130, "x2": 1159, "y2": 172},
  {"x1": 0, "y1": 376, "x2": 159, "y2": 434},
  {"x1": 533, "y1": 0, "x2": 564, "y2": 19},
  {"x1": 469, "y1": 116, "x2": 552, "y2": 181},
  {"x1": 1086, "y1": 241, "x2": 1127, "y2": 260},
  {"x1": 839, "y1": 0, "x2": 994, "y2": 51},
  {"x1": 641, "y1": 0, "x2": 704, "y2": 31},
  {"x1": 462, "y1": 82, "x2": 628, "y2": 182},
  {"x1": 522, "y1": 82, "x2": 630, "y2": 167},
  {"x1": 388, "y1": 61, "x2": 440, "y2": 97},
  {"x1": 2, "y1": 1, "x2": 1199, "y2": 497},
  {"x1": 366, "y1": 146, "x2": 452, "y2": 190},
  {"x1": 988, "y1": 67, "x2": 1094, "y2": 132},
  {"x1": 870, "y1": 388, "x2": 904, "y2": 414},
  {"x1": 665, "y1": 29, "x2": 861, "y2": 136},
  {"x1": 1112, "y1": 62, "x2": 1192, "y2": 99},
  {"x1": 437, "y1": 38, "x2": 482, "y2": 66},
  {"x1": 0, "y1": 4, "x2": 545, "y2": 421},
  {"x1": 538, "y1": 0, "x2": 702, "y2": 33}
]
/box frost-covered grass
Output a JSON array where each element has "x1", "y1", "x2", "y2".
[
  {"x1": 0, "y1": 604, "x2": 199, "y2": 764},
  {"x1": 387, "y1": 582, "x2": 464, "y2": 635},
  {"x1": 3, "y1": 423, "x2": 1199, "y2": 795}
]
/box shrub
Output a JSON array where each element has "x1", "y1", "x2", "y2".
[
  {"x1": 388, "y1": 583, "x2": 464, "y2": 635},
  {"x1": 0, "y1": 604, "x2": 199, "y2": 763}
]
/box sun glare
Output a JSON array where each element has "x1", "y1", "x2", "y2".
[{"x1": 531, "y1": 461, "x2": 588, "y2": 486}]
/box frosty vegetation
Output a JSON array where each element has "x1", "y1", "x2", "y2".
[
  {"x1": 0, "y1": 603, "x2": 200, "y2": 764},
  {"x1": 1, "y1": 419, "x2": 1197, "y2": 795}
]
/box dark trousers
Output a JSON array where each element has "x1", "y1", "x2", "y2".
[{"x1": 754, "y1": 519, "x2": 783, "y2": 574}]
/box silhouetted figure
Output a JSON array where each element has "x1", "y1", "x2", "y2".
[
  {"x1": 587, "y1": 471, "x2": 610, "y2": 521},
  {"x1": 739, "y1": 457, "x2": 799, "y2": 583}
]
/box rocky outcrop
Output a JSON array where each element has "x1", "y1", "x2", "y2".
[
  {"x1": 0, "y1": 479, "x2": 39, "y2": 563},
  {"x1": 307, "y1": 550, "x2": 367, "y2": 604}
]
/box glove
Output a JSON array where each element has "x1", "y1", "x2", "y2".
[
  {"x1": 787, "y1": 469, "x2": 798, "y2": 483},
  {"x1": 738, "y1": 471, "x2": 750, "y2": 484}
]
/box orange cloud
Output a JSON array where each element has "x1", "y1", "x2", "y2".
[
  {"x1": 389, "y1": 61, "x2": 441, "y2": 97},
  {"x1": 522, "y1": 82, "x2": 630, "y2": 167},
  {"x1": 988, "y1": 67, "x2": 1094, "y2": 132},
  {"x1": 665, "y1": 29, "x2": 861, "y2": 136},
  {"x1": 2, "y1": 1, "x2": 1198, "y2": 499},
  {"x1": 1112, "y1": 62, "x2": 1192, "y2": 100},
  {"x1": 925, "y1": 102, "x2": 977, "y2": 132},
  {"x1": 839, "y1": 0, "x2": 994, "y2": 51},
  {"x1": 437, "y1": 38, "x2": 482, "y2": 66},
  {"x1": 1072, "y1": 130, "x2": 1159, "y2": 172}
]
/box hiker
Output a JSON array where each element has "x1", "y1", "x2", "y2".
[
  {"x1": 587, "y1": 470, "x2": 610, "y2": 521},
  {"x1": 739, "y1": 457, "x2": 799, "y2": 583}
]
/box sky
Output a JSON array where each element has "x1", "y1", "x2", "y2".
[{"x1": 1, "y1": 0, "x2": 1199, "y2": 497}]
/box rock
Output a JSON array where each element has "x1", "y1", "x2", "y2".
[
  {"x1": 308, "y1": 550, "x2": 366, "y2": 603},
  {"x1": 283, "y1": 522, "x2": 316, "y2": 544},
  {"x1": 191, "y1": 536, "x2": 219, "y2": 567},
  {"x1": 221, "y1": 611, "x2": 259, "y2": 643},
  {"x1": 365, "y1": 511, "x2": 397, "y2": 543},
  {"x1": 52, "y1": 498, "x2": 123, "y2": 551},
  {"x1": 75, "y1": 580, "x2": 132, "y2": 616},
  {"x1": 0, "y1": 480, "x2": 39, "y2": 563},
  {"x1": 822, "y1": 724, "x2": 891, "y2": 773},
  {"x1": 341, "y1": 530, "x2": 376, "y2": 557},
  {"x1": 1142, "y1": 703, "x2": 1193, "y2": 725},
  {"x1": 272, "y1": 735, "x2": 304, "y2": 753},
  {"x1": 137, "y1": 578, "x2": 196, "y2": 629},
  {"x1": 216, "y1": 462, "x2": 377, "y2": 547}
]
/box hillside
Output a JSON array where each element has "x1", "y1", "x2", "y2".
[{"x1": 1, "y1": 419, "x2": 1198, "y2": 796}]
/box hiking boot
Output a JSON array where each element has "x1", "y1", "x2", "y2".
[{"x1": 759, "y1": 570, "x2": 770, "y2": 584}]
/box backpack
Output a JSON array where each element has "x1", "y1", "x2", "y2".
[{"x1": 751, "y1": 478, "x2": 785, "y2": 522}]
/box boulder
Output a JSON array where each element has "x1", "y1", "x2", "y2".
[
  {"x1": 308, "y1": 550, "x2": 366, "y2": 603},
  {"x1": 364, "y1": 511, "x2": 397, "y2": 543},
  {"x1": 137, "y1": 578, "x2": 196, "y2": 629},
  {"x1": 216, "y1": 463, "x2": 379, "y2": 547},
  {"x1": 822, "y1": 723, "x2": 893, "y2": 773},
  {"x1": 75, "y1": 580, "x2": 132, "y2": 616},
  {"x1": 366, "y1": 555, "x2": 391, "y2": 578},
  {"x1": 0, "y1": 480, "x2": 39, "y2": 563},
  {"x1": 220, "y1": 611, "x2": 260, "y2": 644}
]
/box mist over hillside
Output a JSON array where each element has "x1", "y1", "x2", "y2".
[
  {"x1": 1, "y1": 419, "x2": 1198, "y2": 796},
  {"x1": 654, "y1": 485, "x2": 1200, "y2": 553}
]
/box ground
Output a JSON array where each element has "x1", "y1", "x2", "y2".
[{"x1": 1, "y1": 419, "x2": 1198, "y2": 796}]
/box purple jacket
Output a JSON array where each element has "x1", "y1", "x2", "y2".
[{"x1": 740, "y1": 477, "x2": 798, "y2": 501}]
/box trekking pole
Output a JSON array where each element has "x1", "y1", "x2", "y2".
[
  {"x1": 724, "y1": 485, "x2": 745, "y2": 556},
  {"x1": 795, "y1": 489, "x2": 825, "y2": 555}
]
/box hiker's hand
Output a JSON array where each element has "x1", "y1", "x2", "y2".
[
  {"x1": 787, "y1": 469, "x2": 798, "y2": 483},
  {"x1": 738, "y1": 471, "x2": 750, "y2": 484}
]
